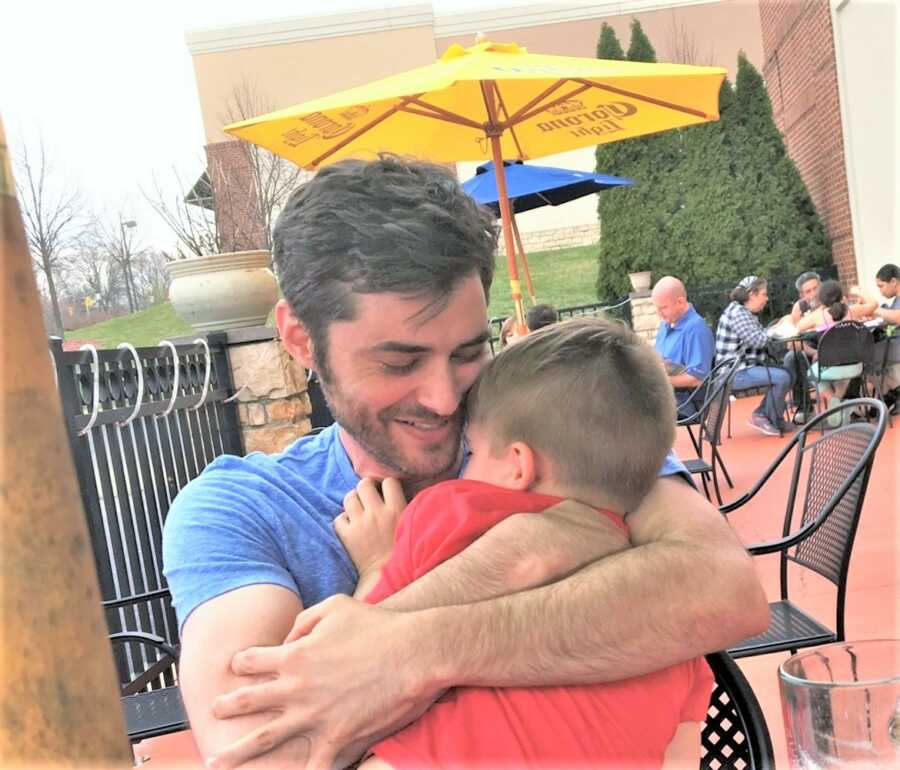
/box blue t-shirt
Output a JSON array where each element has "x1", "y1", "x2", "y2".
[
  {"x1": 655, "y1": 305, "x2": 715, "y2": 381},
  {"x1": 163, "y1": 425, "x2": 689, "y2": 632}
]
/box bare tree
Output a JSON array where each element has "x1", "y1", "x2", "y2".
[
  {"x1": 219, "y1": 77, "x2": 309, "y2": 249},
  {"x1": 143, "y1": 167, "x2": 237, "y2": 257},
  {"x1": 14, "y1": 139, "x2": 84, "y2": 335},
  {"x1": 68, "y1": 222, "x2": 127, "y2": 313},
  {"x1": 132, "y1": 249, "x2": 171, "y2": 306},
  {"x1": 663, "y1": 14, "x2": 717, "y2": 66}
]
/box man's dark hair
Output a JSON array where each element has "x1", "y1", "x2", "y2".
[
  {"x1": 818, "y1": 279, "x2": 844, "y2": 308},
  {"x1": 272, "y1": 155, "x2": 498, "y2": 375},
  {"x1": 526, "y1": 303, "x2": 558, "y2": 332},
  {"x1": 876, "y1": 263, "x2": 900, "y2": 282}
]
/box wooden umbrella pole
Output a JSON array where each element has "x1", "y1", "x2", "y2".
[
  {"x1": 0, "y1": 120, "x2": 133, "y2": 765},
  {"x1": 510, "y1": 215, "x2": 537, "y2": 305},
  {"x1": 483, "y1": 83, "x2": 526, "y2": 333}
]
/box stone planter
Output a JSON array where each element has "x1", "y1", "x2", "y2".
[
  {"x1": 167, "y1": 250, "x2": 278, "y2": 332},
  {"x1": 628, "y1": 270, "x2": 652, "y2": 293}
]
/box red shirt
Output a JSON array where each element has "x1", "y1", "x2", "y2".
[{"x1": 367, "y1": 479, "x2": 713, "y2": 769}]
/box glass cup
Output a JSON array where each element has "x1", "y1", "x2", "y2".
[{"x1": 779, "y1": 639, "x2": 900, "y2": 768}]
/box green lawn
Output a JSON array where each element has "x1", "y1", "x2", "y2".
[
  {"x1": 64, "y1": 244, "x2": 602, "y2": 347},
  {"x1": 65, "y1": 302, "x2": 194, "y2": 348},
  {"x1": 488, "y1": 243, "x2": 601, "y2": 318}
]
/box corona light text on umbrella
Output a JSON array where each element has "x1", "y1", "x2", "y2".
[{"x1": 226, "y1": 40, "x2": 726, "y2": 329}]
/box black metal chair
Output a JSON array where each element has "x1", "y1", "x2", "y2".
[
  {"x1": 105, "y1": 590, "x2": 189, "y2": 742},
  {"x1": 722, "y1": 398, "x2": 887, "y2": 659},
  {"x1": 808, "y1": 321, "x2": 873, "y2": 428},
  {"x1": 865, "y1": 330, "x2": 899, "y2": 428},
  {"x1": 701, "y1": 651, "x2": 774, "y2": 769},
  {"x1": 677, "y1": 357, "x2": 740, "y2": 505}
]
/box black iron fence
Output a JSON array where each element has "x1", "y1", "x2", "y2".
[
  {"x1": 49, "y1": 332, "x2": 243, "y2": 690},
  {"x1": 489, "y1": 297, "x2": 631, "y2": 353}
]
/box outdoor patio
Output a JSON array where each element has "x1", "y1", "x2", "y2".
[{"x1": 130, "y1": 395, "x2": 899, "y2": 769}]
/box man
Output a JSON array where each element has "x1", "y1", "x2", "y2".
[
  {"x1": 872, "y1": 263, "x2": 900, "y2": 412},
  {"x1": 785, "y1": 271, "x2": 822, "y2": 422},
  {"x1": 789, "y1": 271, "x2": 821, "y2": 324},
  {"x1": 163, "y1": 156, "x2": 767, "y2": 770},
  {"x1": 651, "y1": 276, "x2": 715, "y2": 420}
]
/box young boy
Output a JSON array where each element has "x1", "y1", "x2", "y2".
[{"x1": 334, "y1": 317, "x2": 713, "y2": 769}]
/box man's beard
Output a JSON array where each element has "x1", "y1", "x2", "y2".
[{"x1": 319, "y1": 374, "x2": 464, "y2": 481}]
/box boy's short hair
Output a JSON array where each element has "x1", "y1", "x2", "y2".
[{"x1": 466, "y1": 317, "x2": 676, "y2": 511}]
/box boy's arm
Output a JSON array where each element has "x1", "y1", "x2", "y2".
[{"x1": 207, "y1": 475, "x2": 768, "y2": 769}]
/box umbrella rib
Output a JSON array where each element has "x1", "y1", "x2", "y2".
[
  {"x1": 572, "y1": 78, "x2": 711, "y2": 119},
  {"x1": 310, "y1": 94, "x2": 424, "y2": 167},
  {"x1": 493, "y1": 86, "x2": 526, "y2": 159},
  {"x1": 401, "y1": 99, "x2": 484, "y2": 130},
  {"x1": 503, "y1": 79, "x2": 571, "y2": 126},
  {"x1": 511, "y1": 82, "x2": 594, "y2": 125}
]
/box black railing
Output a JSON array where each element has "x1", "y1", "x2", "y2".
[
  {"x1": 489, "y1": 297, "x2": 631, "y2": 354},
  {"x1": 49, "y1": 332, "x2": 244, "y2": 689}
]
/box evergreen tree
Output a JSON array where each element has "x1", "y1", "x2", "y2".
[
  {"x1": 596, "y1": 22, "x2": 625, "y2": 60},
  {"x1": 596, "y1": 19, "x2": 680, "y2": 298},
  {"x1": 593, "y1": 34, "x2": 832, "y2": 299},
  {"x1": 729, "y1": 52, "x2": 830, "y2": 277}
]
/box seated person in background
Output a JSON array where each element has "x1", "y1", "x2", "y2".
[
  {"x1": 652, "y1": 276, "x2": 715, "y2": 420},
  {"x1": 807, "y1": 298, "x2": 859, "y2": 419},
  {"x1": 797, "y1": 279, "x2": 878, "y2": 333},
  {"x1": 789, "y1": 271, "x2": 822, "y2": 324},
  {"x1": 784, "y1": 271, "x2": 822, "y2": 421},
  {"x1": 499, "y1": 304, "x2": 558, "y2": 350},
  {"x1": 716, "y1": 276, "x2": 794, "y2": 436},
  {"x1": 871, "y1": 263, "x2": 900, "y2": 413},
  {"x1": 334, "y1": 318, "x2": 713, "y2": 770},
  {"x1": 525, "y1": 302, "x2": 558, "y2": 332}
]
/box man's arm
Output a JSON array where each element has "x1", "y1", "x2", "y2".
[
  {"x1": 668, "y1": 371, "x2": 703, "y2": 390},
  {"x1": 207, "y1": 476, "x2": 768, "y2": 769},
  {"x1": 179, "y1": 585, "x2": 307, "y2": 766},
  {"x1": 874, "y1": 304, "x2": 900, "y2": 324}
]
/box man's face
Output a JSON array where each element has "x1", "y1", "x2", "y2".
[
  {"x1": 652, "y1": 293, "x2": 686, "y2": 325},
  {"x1": 317, "y1": 273, "x2": 490, "y2": 483},
  {"x1": 876, "y1": 277, "x2": 898, "y2": 299},
  {"x1": 800, "y1": 278, "x2": 820, "y2": 306}
]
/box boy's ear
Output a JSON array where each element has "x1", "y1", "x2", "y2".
[
  {"x1": 507, "y1": 441, "x2": 537, "y2": 491},
  {"x1": 276, "y1": 299, "x2": 317, "y2": 370}
]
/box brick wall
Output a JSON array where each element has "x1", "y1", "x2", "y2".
[
  {"x1": 758, "y1": 0, "x2": 857, "y2": 284},
  {"x1": 206, "y1": 140, "x2": 269, "y2": 253},
  {"x1": 497, "y1": 223, "x2": 600, "y2": 257}
]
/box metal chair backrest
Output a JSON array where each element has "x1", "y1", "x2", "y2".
[
  {"x1": 816, "y1": 320, "x2": 872, "y2": 369},
  {"x1": 702, "y1": 359, "x2": 739, "y2": 447},
  {"x1": 775, "y1": 401, "x2": 884, "y2": 637},
  {"x1": 701, "y1": 651, "x2": 774, "y2": 769}
]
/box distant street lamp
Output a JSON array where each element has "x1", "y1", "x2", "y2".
[{"x1": 120, "y1": 219, "x2": 138, "y2": 312}]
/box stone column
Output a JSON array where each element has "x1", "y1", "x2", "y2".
[
  {"x1": 223, "y1": 327, "x2": 313, "y2": 454},
  {"x1": 629, "y1": 291, "x2": 660, "y2": 344}
]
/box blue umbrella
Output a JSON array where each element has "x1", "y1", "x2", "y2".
[
  {"x1": 462, "y1": 160, "x2": 633, "y2": 215},
  {"x1": 462, "y1": 160, "x2": 633, "y2": 303}
]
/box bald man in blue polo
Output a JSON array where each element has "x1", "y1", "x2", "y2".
[{"x1": 652, "y1": 276, "x2": 716, "y2": 420}]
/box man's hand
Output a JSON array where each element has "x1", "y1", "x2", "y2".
[
  {"x1": 335, "y1": 478, "x2": 406, "y2": 586},
  {"x1": 207, "y1": 595, "x2": 441, "y2": 770}
]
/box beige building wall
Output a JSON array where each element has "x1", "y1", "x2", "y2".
[
  {"x1": 186, "y1": 0, "x2": 765, "y2": 245},
  {"x1": 830, "y1": 0, "x2": 897, "y2": 296}
]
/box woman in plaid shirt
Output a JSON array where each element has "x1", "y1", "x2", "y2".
[{"x1": 716, "y1": 276, "x2": 794, "y2": 436}]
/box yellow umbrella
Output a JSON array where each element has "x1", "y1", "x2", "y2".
[{"x1": 226, "y1": 40, "x2": 726, "y2": 329}]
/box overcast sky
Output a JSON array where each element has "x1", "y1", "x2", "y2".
[{"x1": 2, "y1": 0, "x2": 525, "y2": 251}]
